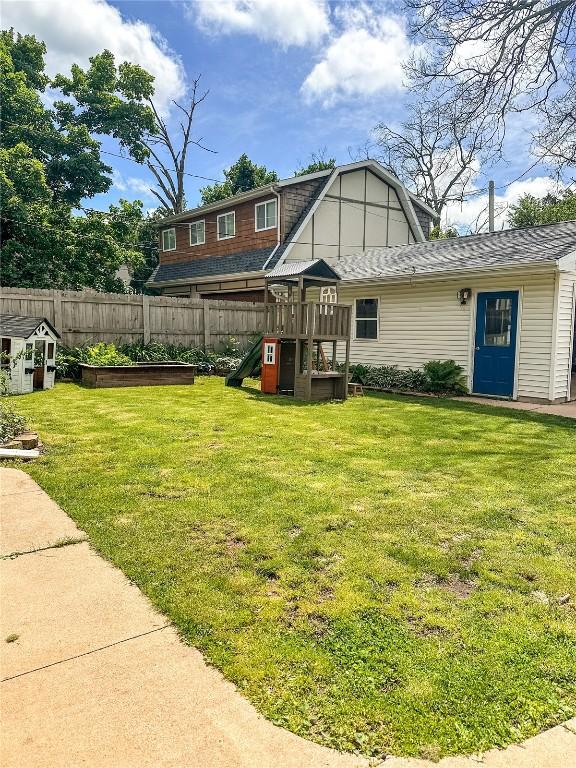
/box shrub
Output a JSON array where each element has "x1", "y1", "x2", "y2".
[
  {"x1": 422, "y1": 360, "x2": 468, "y2": 394},
  {"x1": 0, "y1": 370, "x2": 11, "y2": 396},
  {"x1": 0, "y1": 401, "x2": 27, "y2": 443},
  {"x1": 346, "y1": 360, "x2": 468, "y2": 395},
  {"x1": 56, "y1": 341, "x2": 245, "y2": 379}
]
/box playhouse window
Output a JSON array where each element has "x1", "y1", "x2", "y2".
[
  {"x1": 264, "y1": 343, "x2": 276, "y2": 365},
  {"x1": 25, "y1": 343, "x2": 33, "y2": 360},
  {"x1": 255, "y1": 200, "x2": 277, "y2": 231},
  {"x1": 355, "y1": 298, "x2": 378, "y2": 339},
  {"x1": 1, "y1": 338, "x2": 11, "y2": 368},
  {"x1": 47, "y1": 342, "x2": 55, "y2": 360}
]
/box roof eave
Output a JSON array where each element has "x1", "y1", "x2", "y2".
[{"x1": 145, "y1": 269, "x2": 266, "y2": 289}]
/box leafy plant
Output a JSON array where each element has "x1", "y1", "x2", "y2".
[
  {"x1": 422, "y1": 360, "x2": 468, "y2": 394},
  {"x1": 0, "y1": 400, "x2": 27, "y2": 443},
  {"x1": 0, "y1": 370, "x2": 12, "y2": 396}
]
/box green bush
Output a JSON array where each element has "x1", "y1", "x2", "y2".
[
  {"x1": 423, "y1": 360, "x2": 468, "y2": 394},
  {"x1": 0, "y1": 401, "x2": 27, "y2": 443},
  {"x1": 347, "y1": 360, "x2": 467, "y2": 395},
  {"x1": 56, "y1": 341, "x2": 245, "y2": 379},
  {"x1": 56, "y1": 343, "x2": 132, "y2": 379}
]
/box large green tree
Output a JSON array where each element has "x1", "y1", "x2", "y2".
[
  {"x1": 199, "y1": 153, "x2": 278, "y2": 205},
  {"x1": 0, "y1": 29, "x2": 156, "y2": 290},
  {"x1": 508, "y1": 189, "x2": 576, "y2": 228}
]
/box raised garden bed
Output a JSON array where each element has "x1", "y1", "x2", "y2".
[{"x1": 80, "y1": 362, "x2": 196, "y2": 388}]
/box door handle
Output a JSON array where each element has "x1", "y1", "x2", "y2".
[{"x1": 475, "y1": 346, "x2": 480, "y2": 351}]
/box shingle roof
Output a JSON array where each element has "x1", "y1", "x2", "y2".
[
  {"x1": 334, "y1": 221, "x2": 576, "y2": 282},
  {"x1": 0, "y1": 314, "x2": 60, "y2": 339},
  {"x1": 149, "y1": 247, "x2": 276, "y2": 284},
  {"x1": 266, "y1": 259, "x2": 340, "y2": 280}
]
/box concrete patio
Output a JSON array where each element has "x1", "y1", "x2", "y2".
[{"x1": 1, "y1": 468, "x2": 574, "y2": 768}]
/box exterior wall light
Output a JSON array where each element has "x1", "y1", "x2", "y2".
[{"x1": 457, "y1": 288, "x2": 472, "y2": 305}]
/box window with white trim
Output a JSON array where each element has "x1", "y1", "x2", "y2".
[
  {"x1": 217, "y1": 211, "x2": 235, "y2": 240},
  {"x1": 189, "y1": 220, "x2": 205, "y2": 246},
  {"x1": 264, "y1": 342, "x2": 276, "y2": 365},
  {"x1": 320, "y1": 286, "x2": 337, "y2": 304},
  {"x1": 355, "y1": 298, "x2": 378, "y2": 340},
  {"x1": 162, "y1": 228, "x2": 176, "y2": 251},
  {"x1": 255, "y1": 199, "x2": 277, "y2": 231}
]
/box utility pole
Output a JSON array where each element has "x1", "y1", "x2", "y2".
[{"x1": 488, "y1": 180, "x2": 495, "y2": 232}]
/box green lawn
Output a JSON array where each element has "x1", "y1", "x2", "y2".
[{"x1": 11, "y1": 380, "x2": 576, "y2": 760}]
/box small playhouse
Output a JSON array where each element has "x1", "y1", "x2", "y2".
[
  {"x1": 226, "y1": 260, "x2": 352, "y2": 401},
  {"x1": 0, "y1": 314, "x2": 60, "y2": 394}
]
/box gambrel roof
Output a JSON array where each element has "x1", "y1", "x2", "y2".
[{"x1": 0, "y1": 314, "x2": 61, "y2": 339}]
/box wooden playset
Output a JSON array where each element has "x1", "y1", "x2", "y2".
[{"x1": 226, "y1": 260, "x2": 352, "y2": 401}]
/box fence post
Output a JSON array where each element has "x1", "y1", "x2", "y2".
[
  {"x1": 203, "y1": 301, "x2": 210, "y2": 350},
  {"x1": 142, "y1": 294, "x2": 151, "y2": 343},
  {"x1": 53, "y1": 293, "x2": 62, "y2": 333}
]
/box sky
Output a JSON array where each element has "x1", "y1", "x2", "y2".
[{"x1": 3, "y1": 0, "x2": 566, "y2": 231}]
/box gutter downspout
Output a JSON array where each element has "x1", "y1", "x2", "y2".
[{"x1": 262, "y1": 185, "x2": 282, "y2": 270}]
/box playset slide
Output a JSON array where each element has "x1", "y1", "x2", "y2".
[{"x1": 225, "y1": 335, "x2": 263, "y2": 387}]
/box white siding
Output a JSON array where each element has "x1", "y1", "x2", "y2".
[
  {"x1": 286, "y1": 169, "x2": 415, "y2": 262},
  {"x1": 338, "y1": 270, "x2": 558, "y2": 401},
  {"x1": 552, "y1": 271, "x2": 576, "y2": 400}
]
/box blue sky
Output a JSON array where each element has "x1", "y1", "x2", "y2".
[{"x1": 3, "y1": 0, "x2": 562, "y2": 231}]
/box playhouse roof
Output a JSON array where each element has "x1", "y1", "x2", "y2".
[
  {"x1": 0, "y1": 314, "x2": 61, "y2": 339},
  {"x1": 265, "y1": 259, "x2": 341, "y2": 282}
]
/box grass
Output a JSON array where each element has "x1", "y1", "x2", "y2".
[{"x1": 11, "y1": 379, "x2": 576, "y2": 760}]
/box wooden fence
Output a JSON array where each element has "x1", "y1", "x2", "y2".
[{"x1": 0, "y1": 288, "x2": 265, "y2": 350}]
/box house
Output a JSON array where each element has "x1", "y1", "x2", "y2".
[
  {"x1": 327, "y1": 220, "x2": 575, "y2": 403},
  {"x1": 0, "y1": 314, "x2": 60, "y2": 394},
  {"x1": 146, "y1": 160, "x2": 437, "y2": 301}
]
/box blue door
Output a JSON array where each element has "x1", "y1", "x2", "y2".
[{"x1": 472, "y1": 291, "x2": 519, "y2": 397}]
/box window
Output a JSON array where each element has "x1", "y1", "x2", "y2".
[
  {"x1": 255, "y1": 199, "x2": 277, "y2": 231},
  {"x1": 264, "y1": 342, "x2": 276, "y2": 365},
  {"x1": 162, "y1": 228, "x2": 176, "y2": 251},
  {"x1": 484, "y1": 298, "x2": 512, "y2": 346},
  {"x1": 1, "y1": 338, "x2": 11, "y2": 369},
  {"x1": 189, "y1": 220, "x2": 205, "y2": 246},
  {"x1": 320, "y1": 286, "x2": 337, "y2": 304},
  {"x1": 217, "y1": 211, "x2": 235, "y2": 240},
  {"x1": 25, "y1": 343, "x2": 33, "y2": 361},
  {"x1": 47, "y1": 342, "x2": 55, "y2": 360},
  {"x1": 355, "y1": 298, "x2": 378, "y2": 340}
]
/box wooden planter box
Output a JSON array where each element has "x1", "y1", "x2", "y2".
[{"x1": 80, "y1": 362, "x2": 196, "y2": 388}]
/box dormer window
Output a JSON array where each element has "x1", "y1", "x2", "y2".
[
  {"x1": 217, "y1": 211, "x2": 235, "y2": 240},
  {"x1": 255, "y1": 199, "x2": 277, "y2": 231},
  {"x1": 162, "y1": 228, "x2": 176, "y2": 251}
]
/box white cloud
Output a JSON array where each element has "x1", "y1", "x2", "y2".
[
  {"x1": 443, "y1": 177, "x2": 563, "y2": 233},
  {"x1": 191, "y1": 0, "x2": 330, "y2": 47},
  {"x1": 301, "y1": 3, "x2": 416, "y2": 106},
  {"x1": 112, "y1": 170, "x2": 154, "y2": 200},
  {"x1": 2, "y1": 0, "x2": 185, "y2": 112}
]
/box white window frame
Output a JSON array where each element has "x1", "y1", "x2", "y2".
[
  {"x1": 217, "y1": 211, "x2": 236, "y2": 240},
  {"x1": 320, "y1": 286, "x2": 338, "y2": 304},
  {"x1": 255, "y1": 199, "x2": 277, "y2": 232},
  {"x1": 354, "y1": 297, "x2": 379, "y2": 341},
  {"x1": 162, "y1": 228, "x2": 176, "y2": 252},
  {"x1": 264, "y1": 342, "x2": 276, "y2": 365},
  {"x1": 189, "y1": 219, "x2": 205, "y2": 247}
]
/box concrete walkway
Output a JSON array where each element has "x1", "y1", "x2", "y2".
[
  {"x1": 1, "y1": 469, "x2": 574, "y2": 768},
  {"x1": 456, "y1": 396, "x2": 576, "y2": 419}
]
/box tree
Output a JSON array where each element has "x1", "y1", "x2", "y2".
[
  {"x1": 294, "y1": 149, "x2": 336, "y2": 176},
  {"x1": 374, "y1": 97, "x2": 498, "y2": 219},
  {"x1": 429, "y1": 224, "x2": 459, "y2": 239},
  {"x1": 406, "y1": 0, "x2": 576, "y2": 171},
  {"x1": 143, "y1": 76, "x2": 212, "y2": 214},
  {"x1": 508, "y1": 189, "x2": 576, "y2": 227},
  {"x1": 200, "y1": 153, "x2": 278, "y2": 205},
  {"x1": 0, "y1": 29, "x2": 155, "y2": 290}
]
